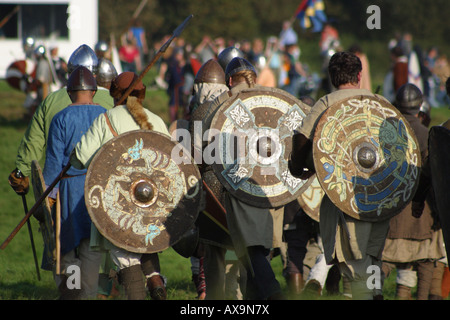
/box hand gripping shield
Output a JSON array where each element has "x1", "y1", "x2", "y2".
[
  {"x1": 209, "y1": 87, "x2": 311, "y2": 208},
  {"x1": 85, "y1": 130, "x2": 202, "y2": 253},
  {"x1": 312, "y1": 95, "x2": 421, "y2": 222}
]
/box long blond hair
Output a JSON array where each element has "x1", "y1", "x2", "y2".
[{"x1": 231, "y1": 70, "x2": 257, "y2": 88}]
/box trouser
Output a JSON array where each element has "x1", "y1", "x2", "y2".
[
  {"x1": 109, "y1": 247, "x2": 161, "y2": 300},
  {"x1": 339, "y1": 254, "x2": 384, "y2": 300},
  {"x1": 395, "y1": 261, "x2": 436, "y2": 300},
  {"x1": 284, "y1": 229, "x2": 310, "y2": 275},
  {"x1": 56, "y1": 238, "x2": 103, "y2": 300},
  {"x1": 240, "y1": 246, "x2": 282, "y2": 300},
  {"x1": 284, "y1": 211, "x2": 316, "y2": 275},
  {"x1": 204, "y1": 244, "x2": 226, "y2": 299},
  {"x1": 204, "y1": 244, "x2": 246, "y2": 300}
]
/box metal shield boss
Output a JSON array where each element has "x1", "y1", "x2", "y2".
[
  {"x1": 210, "y1": 87, "x2": 311, "y2": 208},
  {"x1": 313, "y1": 95, "x2": 421, "y2": 221},
  {"x1": 85, "y1": 130, "x2": 202, "y2": 254},
  {"x1": 30, "y1": 160, "x2": 56, "y2": 268}
]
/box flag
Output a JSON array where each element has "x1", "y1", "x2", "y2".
[{"x1": 295, "y1": 0, "x2": 327, "y2": 32}]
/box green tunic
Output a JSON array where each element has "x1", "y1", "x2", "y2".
[{"x1": 15, "y1": 86, "x2": 114, "y2": 176}]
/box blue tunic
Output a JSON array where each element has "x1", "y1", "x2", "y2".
[{"x1": 43, "y1": 103, "x2": 106, "y2": 255}]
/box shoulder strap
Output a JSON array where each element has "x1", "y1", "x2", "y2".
[{"x1": 103, "y1": 113, "x2": 118, "y2": 137}]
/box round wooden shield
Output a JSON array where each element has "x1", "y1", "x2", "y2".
[
  {"x1": 210, "y1": 87, "x2": 310, "y2": 208},
  {"x1": 313, "y1": 95, "x2": 421, "y2": 222},
  {"x1": 30, "y1": 160, "x2": 56, "y2": 266},
  {"x1": 297, "y1": 174, "x2": 324, "y2": 222},
  {"x1": 6, "y1": 60, "x2": 35, "y2": 92},
  {"x1": 85, "y1": 130, "x2": 202, "y2": 254}
]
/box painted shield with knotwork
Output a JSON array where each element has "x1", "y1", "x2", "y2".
[
  {"x1": 209, "y1": 87, "x2": 311, "y2": 208},
  {"x1": 313, "y1": 95, "x2": 421, "y2": 222},
  {"x1": 297, "y1": 173, "x2": 324, "y2": 222},
  {"x1": 85, "y1": 130, "x2": 202, "y2": 253}
]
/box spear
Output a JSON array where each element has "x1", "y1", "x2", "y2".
[
  {"x1": 21, "y1": 194, "x2": 41, "y2": 281},
  {"x1": 114, "y1": 14, "x2": 194, "y2": 106},
  {"x1": 1, "y1": 162, "x2": 71, "y2": 250},
  {"x1": 1, "y1": 15, "x2": 194, "y2": 250}
]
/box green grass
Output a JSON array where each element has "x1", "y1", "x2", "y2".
[{"x1": 0, "y1": 74, "x2": 449, "y2": 301}]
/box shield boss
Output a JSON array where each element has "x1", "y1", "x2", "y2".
[
  {"x1": 313, "y1": 95, "x2": 421, "y2": 221},
  {"x1": 210, "y1": 87, "x2": 311, "y2": 208},
  {"x1": 85, "y1": 130, "x2": 202, "y2": 253}
]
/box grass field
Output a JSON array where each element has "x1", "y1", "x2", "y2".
[{"x1": 0, "y1": 72, "x2": 449, "y2": 302}]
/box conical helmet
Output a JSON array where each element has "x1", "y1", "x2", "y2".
[
  {"x1": 225, "y1": 57, "x2": 256, "y2": 80},
  {"x1": 194, "y1": 59, "x2": 225, "y2": 85},
  {"x1": 217, "y1": 47, "x2": 244, "y2": 71},
  {"x1": 393, "y1": 83, "x2": 423, "y2": 114},
  {"x1": 97, "y1": 58, "x2": 118, "y2": 88},
  {"x1": 68, "y1": 44, "x2": 99, "y2": 75},
  {"x1": 67, "y1": 66, "x2": 97, "y2": 92}
]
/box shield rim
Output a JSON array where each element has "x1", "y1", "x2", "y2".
[
  {"x1": 84, "y1": 130, "x2": 202, "y2": 254},
  {"x1": 312, "y1": 94, "x2": 421, "y2": 222},
  {"x1": 296, "y1": 173, "x2": 323, "y2": 222},
  {"x1": 210, "y1": 86, "x2": 311, "y2": 208}
]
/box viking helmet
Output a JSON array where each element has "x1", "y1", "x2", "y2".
[
  {"x1": 394, "y1": 83, "x2": 423, "y2": 115},
  {"x1": 217, "y1": 47, "x2": 244, "y2": 71},
  {"x1": 225, "y1": 57, "x2": 256, "y2": 80},
  {"x1": 67, "y1": 44, "x2": 99, "y2": 75},
  {"x1": 97, "y1": 58, "x2": 118, "y2": 88},
  {"x1": 34, "y1": 45, "x2": 46, "y2": 58},
  {"x1": 95, "y1": 41, "x2": 109, "y2": 54},
  {"x1": 23, "y1": 37, "x2": 35, "y2": 58},
  {"x1": 67, "y1": 66, "x2": 97, "y2": 92},
  {"x1": 194, "y1": 59, "x2": 225, "y2": 85}
]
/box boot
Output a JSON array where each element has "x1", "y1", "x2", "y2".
[
  {"x1": 442, "y1": 267, "x2": 450, "y2": 299},
  {"x1": 303, "y1": 279, "x2": 322, "y2": 297},
  {"x1": 429, "y1": 261, "x2": 444, "y2": 300},
  {"x1": 58, "y1": 274, "x2": 81, "y2": 300},
  {"x1": 325, "y1": 265, "x2": 342, "y2": 296},
  {"x1": 396, "y1": 284, "x2": 412, "y2": 300},
  {"x1": 119, "y1": 265, "x2": 147, "y2": 300},
  {"x1": 416, "y1": 261, "x2": 434, "y2": 300},
  {"x1": 147, "y1": 274, "x2": 167, "y2": 300},
  {"x1": 141, "y1": 253, "x2": 167, "y2": 300},
  {"x1": 286, "y1": 272, "x2": 303, "y2": 296}
]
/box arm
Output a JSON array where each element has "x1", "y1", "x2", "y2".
[
  {"x1": 15, "y1": 100, "x2": 48, "y2": 176},
  {"x1": 71, "y1": 113, "x2": 108, "y2": 169}
]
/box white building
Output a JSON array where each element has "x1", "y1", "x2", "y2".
[{"x1": 0, "y1": 0, "x2": 99, "y2": 78}]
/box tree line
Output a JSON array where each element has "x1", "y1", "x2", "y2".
[{"x1": 99, "y1": 0, "x2": 450, "y2": 48}]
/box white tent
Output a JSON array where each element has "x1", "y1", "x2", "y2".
[{"x1": 0, "y1": 0, "x2": 99, "y2": 78}]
